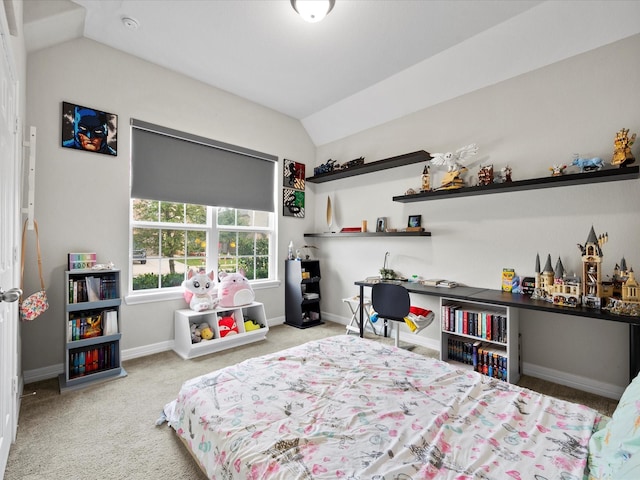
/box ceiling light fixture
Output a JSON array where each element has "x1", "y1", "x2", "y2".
[{"x1": 290, "y1": 0, "x2": 335, "y2": 23}]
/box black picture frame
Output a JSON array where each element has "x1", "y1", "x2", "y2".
[
  {"x1": 408, "y1": 215, "x2": 421, "y2": 228},
  {"x1": 61, "y1": 101, "x2": 118, "y2": 156}
]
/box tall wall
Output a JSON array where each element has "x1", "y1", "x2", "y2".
[
  {"x1": 310, "y1": 33, "x2": 640, "y2": 398},
  {"x1": 23, "y1": 37, "x2": 315, "y2": 375},
  {"x1": 24, "y1": 31, "x2": 640, "y2": 399}
]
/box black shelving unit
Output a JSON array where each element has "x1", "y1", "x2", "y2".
[
  {"x1": 284, "y1": 260, "x2": 323, "y2": 329},
  {"x1": 306, "y1": 150, "x2": 431, "y2": 184},
  {"x1": 393, "y1": 166, "x2": 639, "y2": 203},
  {"x1": 304, "y1": 231, "x2": 431, "y2": 238}
]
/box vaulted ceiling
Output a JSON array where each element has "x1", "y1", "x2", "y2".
[{"x1": 23, "y1": 0, "x2": 640, "y2": 145}]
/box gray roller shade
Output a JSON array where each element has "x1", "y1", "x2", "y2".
[{"x1": 130, "y1": 119, "x2": 277, "y2": 212}]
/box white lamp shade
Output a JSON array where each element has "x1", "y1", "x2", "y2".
[{"x1": 291, "y1": 0, "x2": 335, "y2": 23}]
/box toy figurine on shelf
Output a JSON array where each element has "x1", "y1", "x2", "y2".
[
  {"x1": 477, "y1": 164, "x2": 493, "y2": 186},
  {"x1": 500, "y1": 165, "x2": 513, "y2": 182},
  {"x1": 420, "y1": 165, "x2": 431, "y2": 192},
  {"x1": 437, "y1": 168, "x2": 467, "y2": 190},
  {"x1": 549, "y1": 164, "x2": 567, "y2": 176},
  {"x1": 430, "y1": 143, "x2": 478, "y2": 190},
  {"x1": 611, "y1": 128, "x2": 636, "y2": 167},
  {"x1": 313, "y1": 159, "x2": 338, "y2": 175},
  {"x1": 571, "y1": 154, "x2": 604, "y2": 172}
]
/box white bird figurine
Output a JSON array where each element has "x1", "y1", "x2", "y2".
[{"x1": 430, "y1": 143, "x2": 478, "y2": 172}]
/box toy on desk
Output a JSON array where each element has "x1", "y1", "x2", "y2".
[
  {"x1": 611, "y1": 128, "x2": 636, "y2": 167},
  {"x1": 571, "y1": 154, "x2": 603, "y2": 172},
  {"x1": 379, "y1": 251, "x2": 397, "y2": 280},
  {"x1": 502, "y1": 268, "x2": 516, "y2": 292},
  {"x1": 183, "y1": 269, "x2": 218, "y2": 312},
  {"x1": 218, "y1": 315, "x2": 239, "y2": 337},
  {"x1": 218, "y1": 270, "x2": 255, "y2": 307}
]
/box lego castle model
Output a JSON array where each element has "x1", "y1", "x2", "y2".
[{"x1": 532, "y1": 226, "x2": 639, "y2": 315}]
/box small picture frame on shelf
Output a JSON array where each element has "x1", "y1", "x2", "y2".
[
  {"x1": 376, "y1": 217, "x2": 386, "y2": 232},
  {"x1": 407, "y1": 215, "x2": 421, "y2": 228}
]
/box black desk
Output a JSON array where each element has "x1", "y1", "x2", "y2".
[{"x1": 355, "y1": 280, "x2": 640, "y2": 382}]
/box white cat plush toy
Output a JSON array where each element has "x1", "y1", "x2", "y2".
[{"x1": 183, "y1": 269, "x2": 218, "y2": 312}]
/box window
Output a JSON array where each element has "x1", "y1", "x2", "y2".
[
  {"x1": 128, "y1": 119, "x2": 278, "y2": 298},
  {"x1": 131, "y1": 200, "x2": 274, "y2": 293}
]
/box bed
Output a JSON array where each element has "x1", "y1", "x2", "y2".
[{"x1": 163, "y1": 335, "x2": 640, "y2": 479}]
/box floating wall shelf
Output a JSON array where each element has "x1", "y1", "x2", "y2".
[
  {"x1": 304, "y1": 231, "x2": 431, "y2": 238},
  {"x1": 306, "y1": 150, "x2": 431, "y2": 184},
  {"x1": 393, "y1": 166, "x2": 639, "y2": 203}
]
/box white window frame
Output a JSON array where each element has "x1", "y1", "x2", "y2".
[{"x1": 126, "y1": 202, "x2": 279, "y2": 305}]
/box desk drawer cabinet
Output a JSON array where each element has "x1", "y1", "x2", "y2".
[{"x1": 440, "y1": 297, "x2": 520, "y2": 383}]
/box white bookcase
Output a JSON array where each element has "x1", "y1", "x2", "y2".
[
  {"x1": 173, "y1": 302, "x2": 269, "y2": 359},
  {"x1": 440, "y1": 297, "x2": 520, "y2": 383}
]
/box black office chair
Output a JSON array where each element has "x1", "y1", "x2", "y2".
[{"x1": 371, "y1": 282, "x2": 412, "y2": 349}]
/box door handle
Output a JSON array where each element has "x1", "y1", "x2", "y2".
[{"x1": 0, "y1": 288, "x2": 22, "y2": 303}]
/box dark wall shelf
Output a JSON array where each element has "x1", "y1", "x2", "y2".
[
  {"x1": 304, "y1": 231, "x2": 431, "y2": 238},
  {"x1": 393, "y1": 166, "x2": 639, "y2": 203},
  {"x1": 306, "y1": 150, "x2": 431, "y2": 184}
]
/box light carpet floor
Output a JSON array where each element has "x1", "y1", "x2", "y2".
[{"x1": 5, "y1": 321, "x2": 619, "y2": 479}]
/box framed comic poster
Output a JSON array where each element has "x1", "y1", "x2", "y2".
[
  {"x1": 61, "y1": 101, "x2": 118, "y2": 156},
  {"x1": 283, "y1": 159, "x2": 305, "y2": 191},
  {"x1": 283, "y1": 188, "x2": 305, "y2": 218}
]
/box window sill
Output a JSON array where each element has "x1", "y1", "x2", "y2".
[{"x1": 124, "y1": 279, "x2": 281, "y2": 305}]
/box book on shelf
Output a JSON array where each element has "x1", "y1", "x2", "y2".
[
  {"x1": 447, "y1": 337, "x2": 508, "y2": 381},
  {"x1": 68, "y1": 313, "x2": 103, "y2": 341},
  {"x1": 68, "y1": 274, "x2": 118, "y2": 303},
  {"x1": 68, "y1": 252, "x2": 97, "y2": 270},
  {"x1": 423, "y1": 279, "x2": 457, "y2": 288},
  {"x1": 103, "y1": 310, "x2": 119, "y2": 335},
  {"x1": 69, "y1": 342, "x2": 118, "y2": 378},
  {"x1": 85, "y1": 276, "x2": 101, "y2": 302},
  {"x1": 340, "y1": 227, "x2": 362, "y2": 233},
  {"x1": 441, "y1": 304, "x2": 507, "y2": 343}
]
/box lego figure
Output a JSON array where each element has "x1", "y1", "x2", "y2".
[
  {"x1": 611, "y1": 128, "x2": 636, "y2": 167},
  {"x1": 478, "y1": 164, "x2": 493, "y2": 186}
]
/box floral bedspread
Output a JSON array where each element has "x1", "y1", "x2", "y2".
[{"x1": 165, "y1": 335, "x2": 607, "y2": 479}]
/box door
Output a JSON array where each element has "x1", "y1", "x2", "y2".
[{"x1": 0, "y1": 11, "x2": 21, "y2": 476}]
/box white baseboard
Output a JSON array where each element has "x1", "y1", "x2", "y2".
[
  {"x1": 522, "y1": 362, "x2": 625, "y2": 400},
  {"x1": 23, "y1": 363, "x2": 63, "y2": 384},
  {"x1": 122, "y1": 340, "x2": 174, "y2": 361}
]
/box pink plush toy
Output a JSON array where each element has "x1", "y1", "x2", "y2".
[
  {"x1": 218, "y1": 271, "x2": 255, "y2": 307},
  {"x1": 183, "y1": 269, "x2": 218, "y2": 312},
  {"x1": 218, "y1": 315, "x2": 239, "y2": 337}
]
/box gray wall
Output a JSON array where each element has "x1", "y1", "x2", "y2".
[
  {"x1": 24, "y1": 32, "x2": 640, "y2": 399},
  {"x1": 23, "y1": 37, "x2": 316, "y2": 375},
  {"x1": 311, "y1": 33, "x2": 640, "y2": 398}
]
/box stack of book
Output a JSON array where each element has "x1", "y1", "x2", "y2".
[
  {"x1": 68, "y1": 342, "x2": 118, "y2": 378},
  {"x1": 447, "y1": 338, "x2": 508, "y2": 382},
  {"x1": 441, "y1": 304, "x2": 507, "y2": 343},
  {"x1": 68, "y1": 274, "x2": 118, "y2": 303}
]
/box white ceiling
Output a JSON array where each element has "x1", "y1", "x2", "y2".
[{"x1": 23, "y1": 0, "x2": 640, "y2": 146}]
